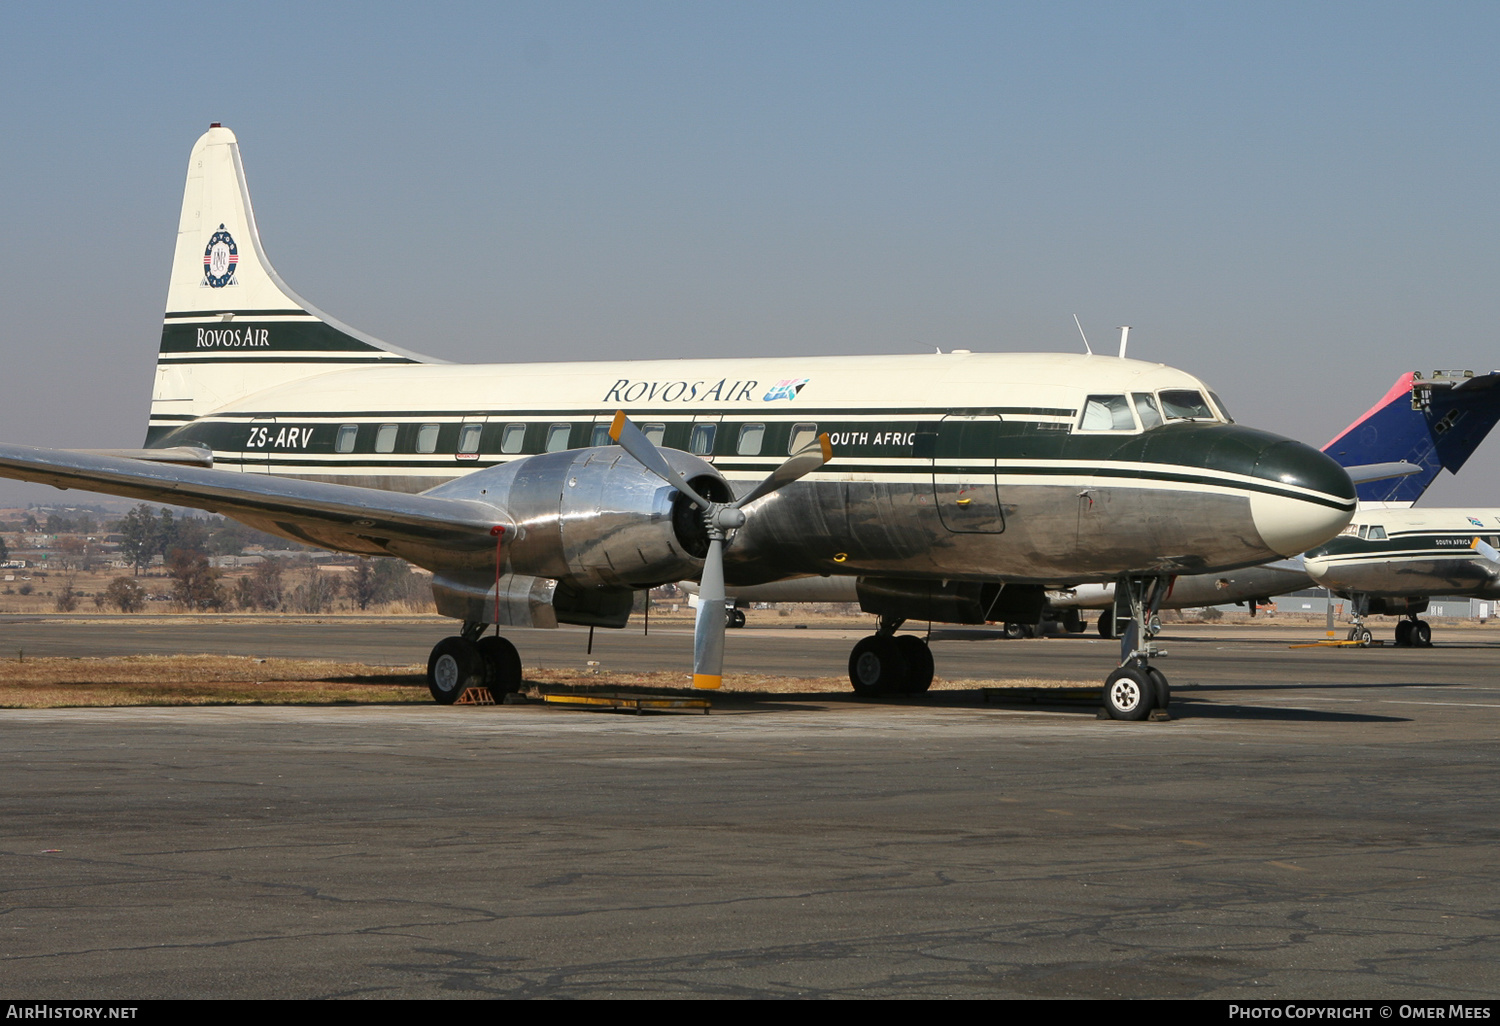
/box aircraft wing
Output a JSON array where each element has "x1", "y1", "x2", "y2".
[{"x1": 0, "y1": 442, "x2": 505, "y2": 567}]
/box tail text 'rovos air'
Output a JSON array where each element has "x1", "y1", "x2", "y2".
[{"x1": 0, "y1": 125, "x2": 1357, "y2": 717}]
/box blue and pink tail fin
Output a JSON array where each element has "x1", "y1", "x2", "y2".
[{"x1": 1323, "y1": 371, "x2": 1500, "y2": 505}]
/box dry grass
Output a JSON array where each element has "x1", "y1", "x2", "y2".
[
  {"x1": 0, "y1": 655, "x2": 1092, "y2": 708},
  {"x1": 0, "y1": 654, "x2": 430, "y2": 708}
]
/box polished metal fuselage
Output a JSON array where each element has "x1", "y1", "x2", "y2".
[{"x1": 404, "y1": 438, "x2": 1335, "y2": 587}]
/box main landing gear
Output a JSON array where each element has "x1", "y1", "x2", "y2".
[
  {"x1": 426, "y1": 621, "x2": 524, "y2": 704},
  {"x1": 1341, "y1": 593, "x2": 1432, "y2": 647},
  {"x1": 847, "y1": 617, "x2": 934, "y2": 696},
  {"x1": 1394, "y1": 615, "x2": 1432, "y2": 648},
  {"x1": 1101, "y1": 575, "x2": 1173, "y2": 721}
]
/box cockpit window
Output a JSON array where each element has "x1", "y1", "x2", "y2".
[
  {"x1": 1132, "y1": 393, "x2": 1163, "y2": 429},
  {"x1": 1209, "y1": 391, "x2": 1234, "y2": 423},
  {"x1": 1159, "y1": 390, "x2": 1216, "y2": 422},
  {"x1": 1080, "y1": 395, "x2": 1137, "y2": 432}
]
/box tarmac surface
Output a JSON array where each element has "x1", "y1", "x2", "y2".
[{"x1": 3, "y1": 617, "x2": 1500, "y2": 999}]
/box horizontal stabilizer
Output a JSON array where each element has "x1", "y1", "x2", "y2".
[
  {"x1": 0, "y1": 442, "x2": 504, "y2": 570},
  {"x1": 1342, "y1": 461, "x2": 1422, "y2": 485}
]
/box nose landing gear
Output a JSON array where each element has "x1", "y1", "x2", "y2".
[{"x1": 1101, "y1": 575, "x2": 1173, "y2": 721}]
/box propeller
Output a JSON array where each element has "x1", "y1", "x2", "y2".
[{"x1": 609, "y1": 410, "x2": 831, "y2": 689}]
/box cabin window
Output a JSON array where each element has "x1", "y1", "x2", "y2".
[
  {"x1": 738, "y1": 423, "x2": 766, "y2": 455},
  {"x1": 642, "y1": 423, "x2": 666, "y2": 446},
  {"x1": 1132, "y1": 393, "x2": 1163, "y2": 430},
  {"x1": 1358, "y1": 525, "x2": 1369, "y2": 540},
  {"x1": 591, "y1": 423, "x2": 612, "y2": 447},
  {"x1": 500, "y1": 423, "x2": 526, "y2": 454},
  {"x1": 457, "y1": 423, "x2": 482, "y2": 455},
  {"x1": 416, "y1": 424, "x2": 440, "y2": 454},
  {"x1": 545, "y1": 423, "x2": 572, "y2": 452},
  {"x1": 336, "y1": 424, "x2": 358, "y2": 453},
  {"x1": 690, "y1": 423, "x2": 717, "y2": 455},
  {"x1": 1367, "y1": 526, "x2": 1387, "y2": 540},
  {"x1": 1079, "y1": 395, "x2": 1136, "y2": 432},
  {"x1": 1159, "y1": 390, "x2": 1216, "y2": 422},
  {"x1": 374, "y1": 424, "x2": 398, "y2": 453},
  {"x1": 788, "y1": 422, "x2": 818, "y2": 454}
]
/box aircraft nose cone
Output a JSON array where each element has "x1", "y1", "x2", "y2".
[{"x1": 1248, "y1": 441, "x2": 1356, "y2": 556}]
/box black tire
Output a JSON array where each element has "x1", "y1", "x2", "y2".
[
  {"x1": 894, "y1": 635, "x2": 935, "y2": 693},
  {"x1": 727, "y1": 608, "x2": 746, "y2": 629},
  {"x1": 1146, "y1": 665, "x2": 1170, "y2": 711},
  {"x1": 1394, "y1": 620, "x2": 1413, "y2": 647},
  {"x1": 1066, "y1": 617, "x2": 1087, "y2": 634},
  {"x1": 1356, "y1": 627, "x2": 1373, "y2": 647},
  {"x1": 1412, "y1": 620, "x2": 1432, "y2": 647},
  {"x1": 1097, "y1": 611, "x2": 1116, "y2": 639},
  {"x1": 1103, "y1": 666, "x2": 1154, "y2": 721},
  {"x1": 1004, "y1": 622, "x2": 1028, "y2": 639},
  {"x1": 477, "y1": 635, "x2": 523, "y2": 694},
  {"x1": 848, "y1": 635, "x2": 911, "y2": 697},
  {"x1": 427, "y1": 636, "x2": 486, "y2": 704}
]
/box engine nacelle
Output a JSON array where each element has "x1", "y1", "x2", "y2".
[{"x1": 424, "y1": 445, "x2": 731, "y2": 588}]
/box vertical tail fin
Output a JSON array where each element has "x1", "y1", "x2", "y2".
[
  {"x1": 149, "y1": 125, "x2": 440, "y2": 443},
  {"x1": 1322, "y1": 371, "x2": 1500, "y2": 505}
]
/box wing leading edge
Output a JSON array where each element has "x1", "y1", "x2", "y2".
[{"x1": 0, "y1": 443, "x2": 506, "y2": 571}]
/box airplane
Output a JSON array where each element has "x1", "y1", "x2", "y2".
[
  {"x1": 702, "y1": 370, "x2": 1500, "y2": 636},
  {"x1": 0, "y1": 124, "x2": 1357, "y2": 719},
  {"x1": 1304, "y1": 510, "x2": 1500, "y2": 646}
]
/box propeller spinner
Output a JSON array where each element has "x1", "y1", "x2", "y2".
[{"x1": 609, "y1": 411, "x2": 832, "y2": 689}]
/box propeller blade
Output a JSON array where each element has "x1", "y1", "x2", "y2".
[
  {"x1": 692, "y1": 536, "x2": 726, "y2": 689},
  {"x1": 608, "y1": 410, "x2": 712, "y2": 509},
  {"x1": 732, "y1": 433, "x2": 832, "y2": 509},
  {"x1": 607, "y1": 416, "x2": 832, "y2": 692},
  {"x1": 1471, "y1": 536, "x2": 1500, "y2": 565}
]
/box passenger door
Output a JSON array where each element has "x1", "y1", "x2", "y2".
[{"x1": 926, "y1": 414, "x2": 1005, "y2": 533}]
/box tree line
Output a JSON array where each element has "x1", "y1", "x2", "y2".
[{"x1": 31, "y1": 503, "x2": 431, "y2": 614}]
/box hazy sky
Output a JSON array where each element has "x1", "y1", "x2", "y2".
[{"x1": 3, "y1": 2, "x2": 1500, "y2": 507}]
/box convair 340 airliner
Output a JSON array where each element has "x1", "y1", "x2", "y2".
[{"x1": 0, "y1": 125, "x2": 1357, "y2": 719}]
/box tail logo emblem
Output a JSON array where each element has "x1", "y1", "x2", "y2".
[{"x1": 203, "y1": 224, "x2": 239, "y2": 288}]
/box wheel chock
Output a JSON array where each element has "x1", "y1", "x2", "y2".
[{"x1": 456, "y1": 687, "x2": 496, "y2": 705}]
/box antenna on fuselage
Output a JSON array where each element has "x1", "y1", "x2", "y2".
[
  {"x1": 1073, "y1": 314, "x2": 1092, "y2": 355},
  {"x1": 1117, "y1": 325, "x2": 1131, "y2": 359}
]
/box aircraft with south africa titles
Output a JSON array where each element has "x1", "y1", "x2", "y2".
[{"x1": 0, "y1": 125, "x2": 1358, "y2": 719}]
